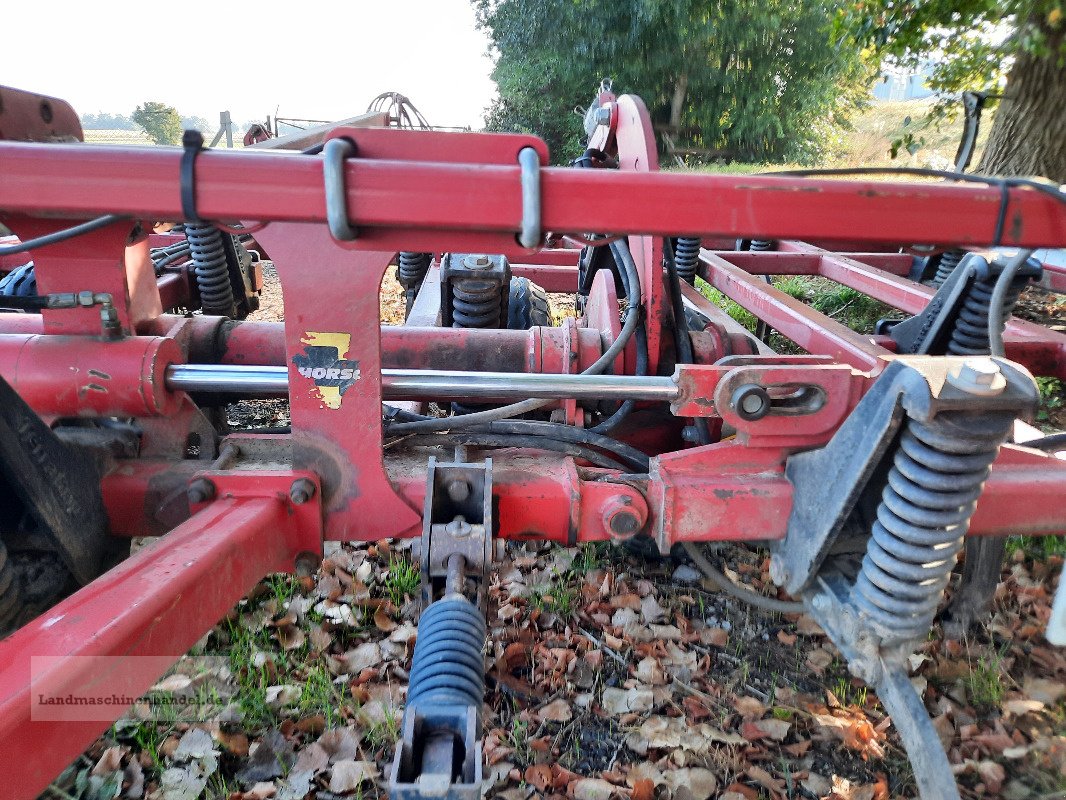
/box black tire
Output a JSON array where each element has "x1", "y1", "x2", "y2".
[
  {"x1": 507, "y1": 277, "x2": 550, "y2": 329},
  {"x1": 0, "y1": 263, "x2": 37, "y2": 297},
  {"x1": 0, "y1": 542, "x2": 22, "y2": 635}
]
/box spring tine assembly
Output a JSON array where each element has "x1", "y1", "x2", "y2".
[
  {"x1": 389, "y1": 458, "x2": 493, "y2": 799},
  {"x1": 771, "y1": 356, "x2": 1039, "y2": 800}
]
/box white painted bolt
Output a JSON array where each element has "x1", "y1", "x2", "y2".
[{"x1": 947, "y1": 357, "x2": 1006, "y2": 396}]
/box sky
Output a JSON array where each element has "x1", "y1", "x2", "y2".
[{"x1": 1, "y1": 0, "x2": 498, "y2": 130}]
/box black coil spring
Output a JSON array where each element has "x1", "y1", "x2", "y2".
[
  {"x1": 186, "y1": 222, "x2": 234, "y2": 316},
  {"x1": 0, "y1": 542, "x2": 21, "y2": 633},
  {"x1": 397, "y1": 252, "x2": 432, "y2": 289},
  {"x1": 674, "y1": 237, "x2": 701, "y2": 284},
  {"x1": 407, "y1": 597, "x2": 486, "y2": 714},
  {"x1": 749, "y1": 239, "x2": 774, "y2": 251},
  {"x1": 854, "y1": 412, "x2": 1011, "y2": 642},
  {"x1": 451, "y1": 279, "x2": 502, "y2": 328},
  {"x1": 931, "y1": 249, "x2": 965, "y2": 287},
  {"x1": 947, "y1": 269, "x2": 1027, "y2": 355}
]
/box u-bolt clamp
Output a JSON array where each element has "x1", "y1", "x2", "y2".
[
  {"x1": 322, "y1": 137, "x2": 358, "y2": 241},
  {"x1": 517, "y1": 146, "x2": 541, "y2": 249}
]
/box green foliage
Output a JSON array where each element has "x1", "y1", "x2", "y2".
[
  {"x1": 1036, "y1": 377, "x2": 1064, "y2": 424},
  {"x1": 475, "y1": 0, "x2": 873, "y2": 164},
  {"x1": 839, "y1": 0, "x2": 1066, "y2": 128},
  {"x1": 132, "y1": 101, "x2": 182, "y2": 145}
]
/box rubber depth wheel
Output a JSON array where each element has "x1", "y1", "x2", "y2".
[
  {"x1": 507, "y1": 276, "x2": 550, "y2": 329},
  {"x1": 0, "y1": 263, "x2": 37, "y2": 297}
]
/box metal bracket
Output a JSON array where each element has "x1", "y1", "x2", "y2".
[
  {"x1": 420, "y1": 457, "x2": 493, "y2": 608},
  {"x1": 883, "y1": 252, "x2": 1042, "y2": 355}
]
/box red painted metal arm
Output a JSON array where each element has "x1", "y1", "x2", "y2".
[{"x1": 0, "y1": 497, "x2": 298, "y2": 798}]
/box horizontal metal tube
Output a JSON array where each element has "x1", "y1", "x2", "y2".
[{"x1": 166, "y1": 364, "x2": 678, "y2": 402}]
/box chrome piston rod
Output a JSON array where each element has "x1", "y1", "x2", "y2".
[{"x1": 166, "y1": 364, "x2": 679, "y2": 402}]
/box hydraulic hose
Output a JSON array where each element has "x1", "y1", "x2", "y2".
[{"x1": 387, "y1": 238, "x2": 643, "y2": 435}]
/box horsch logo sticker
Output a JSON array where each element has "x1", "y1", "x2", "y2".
[{"x1": 292, "y1": 332, "x2": 361, "y2": 409}]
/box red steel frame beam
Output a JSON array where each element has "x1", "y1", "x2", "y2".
[
  {"x1": 699, "y1": 251, "x2": 891, "y2": 372},
  {"x1": 0, "y1": 496, "x2": 307, "y2": 798},
  {"x1": 775, "y1": 241, "x2": 1066, "y2": 379},
  {"x1": 2, "y1": 138, "x2": 1066, "y2": 249}
]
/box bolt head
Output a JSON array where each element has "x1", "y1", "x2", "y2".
[
  {"x1": 463, "y1": 254, "x2": 493, "y2": 270},
  {"x1": 289, "y1": 478, "x2": 316, "y2": 505},
  {"x1": 595, "y1": 106, "x2": 612, "y2": 126},
  {"x1": 947, "y1": 357, "x2": 1006, "y2": 396},
  {"x1": 608, "y1": 510, "x2": 641, "y2": 538},
  {"x1": 811, "y1": 594, "x2": 830, "y2": 613},
  {"x1": 446, "y1": 479, "x2": 471, "y2": 503},
  {"x1": 187, "y1": 478, "x2": 216, "y2": 505}
]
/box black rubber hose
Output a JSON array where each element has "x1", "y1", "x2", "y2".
[
  {"x1": 386, "y1": 238, "x2": 644, "y2": 435},
  {"x1": 395, "y1": 433, "x2": 629, "y2": 471},
  {"x1": 663, "y1": 239, "x2": 711, "y2": 445},
  {"x1": 588, "y1": 238, "x2": 650, "y2": 435},
  {"x1": 383, "y1": 407, "x2": 648, "y2": 472},
  {"x1": 0, "y1": 214, "x2": 130, "y2": 256}
]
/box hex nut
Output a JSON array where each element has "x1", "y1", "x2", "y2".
[
  {"x1": 289, "y1": 478, "x2": 316, "y2": 505},
  {"x1": 187, "y1": 478, "x2": 216, "y2": 505}
]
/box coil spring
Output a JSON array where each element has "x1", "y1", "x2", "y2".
[
  {"x1": 749, "y1": 239, "x2": 774, "y2": 251},
  {"x1": 407, "y1": 596, "x2": 486, "y2": 715},
  {"x1": 674, "y1": 237, "x2": 701, "y2": 284},
  {"x1": 397, "y1": 252, "x2": 432, "y2": 289},
  {"x1": 853, "y1": 412, "x2": 1012, "y2": 642},
  {"x1": 947, "y1": 268, "x2": 1028, "y2": 355},
  {"x1": 931, "y1": 249, "x2": 965, "y2": 287},
  {"x1": 0, "y1": 542, "x2": 21, "y2": 633},
  {"x1": 186, "y1": 222, "x2": 234, "y2": 316},
  {"x1": 451, "y1": 279, "x2": 502, "y2": 328}
]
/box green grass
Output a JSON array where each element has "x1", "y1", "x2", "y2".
[
  {"x1": 965, "y1": 647, "x2": 1009, "y2": 710},
  {"x1": 1005, "y1": 535, "x2": 1066, "y2": 561},
  {"x1": 363, "y1": 706, "x2": 401, "y2": 753},
  {"x1": 384, "y1": 555, "x2": 420, "y2": 607}
]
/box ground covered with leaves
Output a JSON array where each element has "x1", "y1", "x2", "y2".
[{"x1": 50, "y1": 537, "x2": 1064, "y2": 800}]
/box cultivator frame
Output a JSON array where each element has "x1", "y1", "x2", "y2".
[{"x1": 0, "y1": 85, "x2": 1065, "y2": 797}]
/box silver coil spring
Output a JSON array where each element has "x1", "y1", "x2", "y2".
[
  {"x1": 749, "y1": 239, "x2": 774, "y2": 251},
  {"x1": 451, "y1": 279, "x2": 502, "y2": 328},
  {"x1": 853, "y1": 412, "x2": 1012, "y2": 642},
  {"x1": 674, "y1": 237, "x2": 701, "y2": 284},
  {"x1": 407, "y1": 597, "x2": 486, "y2": 714},
  {"x1": 186, "y1": 222, "x2": 235, "y2": 316},
  {"x1": 947, "y1": 270, "x2": 1027, "y2": 355},
  {"x1": 931, "y1": 249, "x2": 965, "y2": 287}
]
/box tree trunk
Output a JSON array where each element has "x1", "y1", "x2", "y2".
[
  {"x1": 976, "y1": 24, "x2": 1066, "y2": 183},
  {"x1": 669, "y1": 74, "x2": 688, "y2": 130}
]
